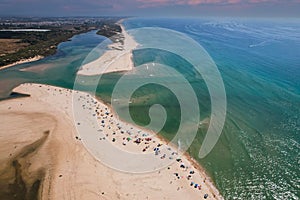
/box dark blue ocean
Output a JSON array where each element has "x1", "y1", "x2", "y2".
[{"x1": 0, "y1": 18, "x2": 299, "y2": 199}]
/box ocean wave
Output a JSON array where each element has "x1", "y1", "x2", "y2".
[
  {"x1": 249, "y1": 40, "x2": 273, "y2": 48},
  {"x1": 184, "y1": 20, "x2": 300, "y2": 42}
]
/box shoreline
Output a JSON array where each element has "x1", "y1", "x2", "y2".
[
  {"x1": 0, "y1": 83, "x2": 223, "y2": 199},
  {"x1": 0, "y1": 55, "x2": 44, "y2": 71},
  {"x1": 77, "y1": 22, "x2": 138, "y2": 76},
  {"x1": 99, "y1": 96, "x2": 221, "y2": 198}
]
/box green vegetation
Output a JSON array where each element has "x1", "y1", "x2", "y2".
[{"x1": 0, "y1": 17, "x2": 123, "y2": 67}]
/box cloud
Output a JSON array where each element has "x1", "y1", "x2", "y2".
[
  {"x1": 136, "y1": 0, "x2": 173, "y2": 8},
  {"x1": 135, "y1": 0, "x2": 297, "y2": 8},
  {"x1": 182, "y1": 0, "x2": 224, "y2": 6},
  {"x1": 248, "y1": 0, "x2": 277, "y2": 3},
  {"x1": 136, "y1": 0, "x2": 244, "y2": 8}
]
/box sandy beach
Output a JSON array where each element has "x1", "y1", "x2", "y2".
[
  {"x1": 0, "y1": 83, "x2": 223, "y2": 200},
  {"x1": 0, "y1": 55, "x2": 44, "y2": 70},
  {"x1": 77, "y1": 23, "x2": 138, "y2": 76}
]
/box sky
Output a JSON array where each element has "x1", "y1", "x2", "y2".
[{"x1": 0, "y1": 0, "x2": 299, "y2": 18}]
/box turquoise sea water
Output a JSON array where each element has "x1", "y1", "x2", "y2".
[{"x1": 0, "y1": 18, "x2": 299, "y2": 199}]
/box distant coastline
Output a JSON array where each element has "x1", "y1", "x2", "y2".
[{"x1": 0, "y1": 29, "x2": 50, "y2": 32}]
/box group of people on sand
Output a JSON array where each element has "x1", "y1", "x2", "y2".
[{"x1": 75, "y1": 92, "x2": 211, "y2": 199}]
